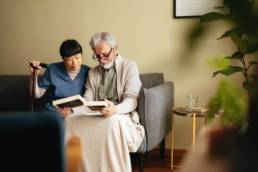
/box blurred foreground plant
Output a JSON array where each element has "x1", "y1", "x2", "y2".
[{"x1": 207, "y1": 80, "x2": 247, "y2": 127}]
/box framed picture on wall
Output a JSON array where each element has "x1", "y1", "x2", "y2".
[{"x1": 174, "y1": 0, "x2": 223, "y2": 18}]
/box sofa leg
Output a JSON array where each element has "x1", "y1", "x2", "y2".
[
  {"x1": 160, "y1": 138, "x2": 165, "y2": 158},
  {"x1": 139, "y1": 153, "x2": 144, "y2": 172}
]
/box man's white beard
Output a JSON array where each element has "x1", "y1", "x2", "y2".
[{"x1": 101, "y1": 62, "x2": 114, "y2": 69}]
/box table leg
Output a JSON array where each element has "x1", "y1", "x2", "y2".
[
  {"x1": 192, "y1": 113, "x2": 196, "y2": 149},
  {"x1": 171, "y1": 113, "x2": 174, "y2": 170}
]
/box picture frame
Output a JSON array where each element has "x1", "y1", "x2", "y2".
[{"x1": 173, "y1": 0, "x2": 223, "y2": 18}]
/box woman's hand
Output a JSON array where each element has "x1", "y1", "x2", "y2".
[
  {"x1": 58, "y1": 107, "x2": 73, "y2": 118},
  {"x1": 30, "y1": 60, "x2": 43, "y2": 75},
  {"x1": 100, "y1": 100, "x2": 117, "y2": 117}
]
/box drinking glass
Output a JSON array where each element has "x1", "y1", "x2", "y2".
[{"x1": 187, "y1": 94, "x2": 198, "y2": 109}]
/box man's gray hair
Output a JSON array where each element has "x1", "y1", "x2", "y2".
[{"x1": 89, "y1": 32, "x2": 117, "y2": 49}]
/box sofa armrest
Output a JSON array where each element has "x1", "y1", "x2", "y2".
[{"x1": 137, "y1": 81, "x2": 174, "y2": 152}]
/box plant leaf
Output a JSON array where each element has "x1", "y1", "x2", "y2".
[
  {"x1": 200, "y1": 12, "x2": 231, "y2": 23},
  {"x1": 206, "y1": 57, "x2": 229, "y2": 69},
  {"x1": 213, "y1": 66, "x2": 243, "y2": 77},
  {"x1": 230, "y1": 32, "x2": 248, "y2": 53},
  {"x1": 225, "y1": 51, "x2": 243, "y2": 60},
  {"x1": 217, "y1": 28, "x2": 242, "y2": 40},
  {"x1": 187, "y1": 23, "x2": 206, "y2": 49},
  {"x1": 247, "y1": 43, "x2": 258, "y2": 53}
]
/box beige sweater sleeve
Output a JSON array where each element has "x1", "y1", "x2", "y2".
[{"x1": 116, "y1": 60, "x2": 141, "y2": 114}]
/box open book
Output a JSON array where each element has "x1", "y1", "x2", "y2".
[{"x1": 52, "y1": 95, "x2": 108, "y2": 109}]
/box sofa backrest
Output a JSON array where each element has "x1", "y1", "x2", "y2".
[
  {"x1": 139, "y1": 73, "x2": 164, "y2": 89},
  {"x1": 0, "y1": 73, "x2": 165, "y2": 111},
  {"x1": 0, "y1": 75, "x2": 31, "y2": 111}
]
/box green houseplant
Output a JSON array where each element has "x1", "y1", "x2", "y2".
[
  {"x1": 188, "y1": 0, "x2": 258, "y2": 126},
  {"x1": 200, "y1": 0, "x2": 258, "y2": 95}
]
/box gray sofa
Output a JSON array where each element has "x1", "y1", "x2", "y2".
[{"x1": 0, "y1": 73, "x2": 174, "y2": 172}]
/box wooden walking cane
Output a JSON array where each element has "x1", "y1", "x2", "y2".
[{"x1": 31, "y1": 68, "x2": 36, "y2": 112}]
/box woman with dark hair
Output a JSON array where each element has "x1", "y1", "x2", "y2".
[{"x1": 30, "y1": 39, "x2": 90, "y2": 111}]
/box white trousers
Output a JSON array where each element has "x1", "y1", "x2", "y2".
[{"x1": 65, "y1": 114, "x2": 144, "y2": 172}]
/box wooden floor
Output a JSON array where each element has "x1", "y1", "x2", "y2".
[{"x1": 131, "y1": 149, "x2": 186, "y2": 172}]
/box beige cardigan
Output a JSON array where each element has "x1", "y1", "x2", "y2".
[{"x1": 73, "y1": 56, "x2": 142, "y2": 118}]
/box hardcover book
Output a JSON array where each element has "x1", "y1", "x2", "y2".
[{"x1": 52, "y1": 95, "x2": 108, "y2": 109}]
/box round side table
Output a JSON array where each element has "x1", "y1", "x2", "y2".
[{"x1": 170, "y1": 106, "x2": 208, "y2": 169}]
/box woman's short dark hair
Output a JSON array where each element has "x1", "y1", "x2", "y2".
[{"x1": 59, "y1": 39, "x2": 82, "y2": 59}]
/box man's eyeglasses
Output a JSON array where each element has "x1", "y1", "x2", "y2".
[{"x1": 93, "y1": 48, "x2": 113, "y2": 60}]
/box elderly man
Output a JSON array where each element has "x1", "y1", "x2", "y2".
[{"x1": 64, "y1": 32, "x2": 144, "y2": 172}]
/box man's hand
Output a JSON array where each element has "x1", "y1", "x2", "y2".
[
  {"x1": 30, "y1": 60, "x2": 43, "y2": 75},
  {"x1": 58, "y1": 107, "x2": 73, "y2": 118},
  {"x1": 100, "y1": 100, "x2": 117, "y2": 117}
]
